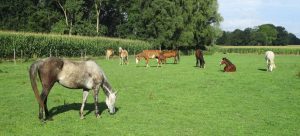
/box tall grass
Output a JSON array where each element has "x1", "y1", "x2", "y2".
[{"x1": 0, "y1": 31, "x2": 153, "y2": 58}]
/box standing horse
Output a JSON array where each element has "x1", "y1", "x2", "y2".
[
  {"x1": 195, "y1": 49, "x2": 205, "y2": 68},
  {"x1": 106, "y1": 49, "x2": 114, "y2": 60},
  {"x1": 220, "y1": 57, "x2": 236, "y2": 72},
  {"x1": 135, "y1": 50, "x2": 161, "y2": 67},
  {"x1": 265, "y1": 51, "x2": 276, "y2": 72},
  {"x1": 160, "y1": 50, "x2": 180, "y2": 64},
  {"x1": 156, "y1": 53, "x2": 166, "y2": 67},
  {"x1": 119, "y1": 47, "x2": 128, "y2": 65},
  {"x1": 29, "y1": 57, "x2": 117, "y2": 121}
]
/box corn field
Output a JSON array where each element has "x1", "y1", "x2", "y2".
[
  {"x1": 218, "y1": 46, "x2": 300, "y2": 55},
  {"x1": 0, "y1": 31, "x2": 152, "y2": 59}
]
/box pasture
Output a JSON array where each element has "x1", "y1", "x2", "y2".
[{"x1": 0, "y1": 53, "x2": 299, "y2": 135}]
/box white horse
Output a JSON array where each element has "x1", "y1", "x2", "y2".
[{"x1": 265, "y1": 51, "x2": 276, "y2": 72}]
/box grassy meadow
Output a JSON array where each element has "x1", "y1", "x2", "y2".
[{"x1": 0, "y1": 53, "x2": 300, "y2": 135}]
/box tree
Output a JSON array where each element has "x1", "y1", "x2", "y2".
[
  {"x1": 117, "y1": 0, "x2": 222, "y2": 49},
  {"x1": 94, "y1": 0, "x2": 102, "y2": 34},
  {"x1": 273, "y1": 26, "x2": 289, "y2": 45},
  {"x1": 288, "y1": 33, "x2": 300, "y2": 45},
  {"x1": 258, "y1": 24, "x2": 278, "y2": 45},
  {"x1": 216, "y1": 24, "x2": 300, "y2": 46},
  {"x1": 55, "y1": 0, "x2": 84, "y2": 35}
]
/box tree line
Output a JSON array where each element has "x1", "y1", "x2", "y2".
[
  {"x1": 217, "y1": 24, "x2": 300, "y2": 46},
  {"x1": 0, "y1": 0, "x2": 222, "y2": 49}
]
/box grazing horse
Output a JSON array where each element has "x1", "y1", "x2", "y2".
[
  {"x1": 156, "y1": 53, "x2": 166, "y2": 67},
  {"x1": 119, "y1": 47, "x2": 128, "y2": 65},
  {"x1": 195, "y1": 49, "x2": 205, "y2": 68},
  {"x1": 160, "y1": 50, "x2": 180, "y2": 64},
  {"x1": 135, "y1": 50, "x2": 161, "y2": 67},
  {"x1": 220, "y1": 57, "x2": 236, "y2": 72},
  {"x1": 106, "y1": 49, "x2": 114, "y2": 60},
  {"x1": 265, "y1": 51, "x2": 276, "y2": 72},
  {"x1": 29, "y1": 57, "x2": 117, "y2": 121}
]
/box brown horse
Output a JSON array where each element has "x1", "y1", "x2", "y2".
[
  {"x1": 220, "y1": 57, "x2": 236, "y2": 72},
  {"x1": 156, "y1": 53, "x2": 166, "y2": 67},
  {"x1": 106, "y1": 49, "x2": 114, "y2": 60},
  {"x1": 119, "y1": 47, "x2": 128, "y2": 65},
  {"x1": 135, "y1": 50, "x2": 161, "y2": 67},
  {"x1": 195, "y1": 49, "x2": 205, "y2": 68},
  {"x1": 159, "y1": 50, "x2": 180, "y2": 64},
  {"x1": 29, "y1": 57, "x2": 117, "y2": 121}
]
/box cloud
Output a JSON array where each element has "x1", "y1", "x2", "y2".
[{"x1": 218, "y1": 0, "x2": 264, "y2": 31}]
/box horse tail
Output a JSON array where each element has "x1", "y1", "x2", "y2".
[{"x1": 29, "y1": 60, "x2": 44, "y2": 108}]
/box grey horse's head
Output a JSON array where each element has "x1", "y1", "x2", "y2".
[{"x1": 106, "y1": 91, "x2": 117, "y2": 114}]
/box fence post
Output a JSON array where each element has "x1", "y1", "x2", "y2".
[
  {"x1": 21, "y1": 50, "x2": 23, "y2": 62},
  {"x1": 14, "y1": 48, "x2": 16, "y2": 65},
  {"x1": 50, "y1": 49, "x2": 52, "y2": 57}
]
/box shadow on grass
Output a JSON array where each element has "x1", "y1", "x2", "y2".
[
  {"x1": 258, "y1": 68, "x2": 267, "y2": 71},
  {"x1": 48, "y1": 102, "x2": 119, "y2": 119},
  {"x1": 135, "y1": 65, "x2": 159, "y2": 68}
]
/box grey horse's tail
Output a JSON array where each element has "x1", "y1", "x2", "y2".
[{"x1": 29, "y1": 60, "x2": 44, "y2": 108}]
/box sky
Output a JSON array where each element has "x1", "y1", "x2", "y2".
[{"x1": 218, "y1": 0, "x2": 300, "y2": 38}]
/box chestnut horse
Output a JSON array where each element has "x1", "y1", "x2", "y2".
[
  {"x1": 195, "y1": 49, "x2": 205, "y2": 68},
  {"x1": 29, "y1": 57, "x2": 117, "y2": 121},
  {"x1": 119, "y1": 47, "x2": 128, "y2": 65},
  {"x1": 106, "y1": 49, "x2": 114, "y2": 60},
  {"x1": 159, "y1": 50, "x2": 180, "y2": 64},
  {"x1": 135, "y1": 50, "x2": 160, "y2": 67},
  {"x1": 220, "y1": 57, "x2": 236, "y2": 72},
  {"x1": 265, "y1": 51, "x2": 276, "y2": 72}
]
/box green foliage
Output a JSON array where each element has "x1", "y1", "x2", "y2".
[
  {"x1": 0, "y1": 31, "x2": 152, "y2": 58},
  {"x1": 117, "y1": 0, "x2": 222, "y2": 49},
  {"x1": 217, "y1": 24, "x2": 300, "y2": 46}
]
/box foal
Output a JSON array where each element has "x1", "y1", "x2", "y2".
[
  {"x1": 220, "y1": 57, "x2": 236, "y2": 72},
  {"x1": 119, "y1": 47, "x2": 128, "y2": 65},
  {"x1": 106, "y1": 49, "x2": 114, "y2": 60}
]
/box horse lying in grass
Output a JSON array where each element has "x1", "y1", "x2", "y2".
[
  {"x1": 135, "y1": 50, "x2": 161, "y2": 67},
  {"x1": 195, "y1": 49, "x2": 205, "y2": 68},
  {"x1": 265, "y1": 51, "x2": 276, "y2": 72},
  {"x1": 220, "y1": 57, "x2": 236, "y2": 72},
  {"x1": 29, "y1": 57, "x2": 117, "y2": 121}
]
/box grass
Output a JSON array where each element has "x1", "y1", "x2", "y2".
[{"x1": 0, "y1": 53, "x2": 300, "y2": 135}]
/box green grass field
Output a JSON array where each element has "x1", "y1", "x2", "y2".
[{"x1": 0, "y1": 53, "x2": 299, "y2": 135}]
